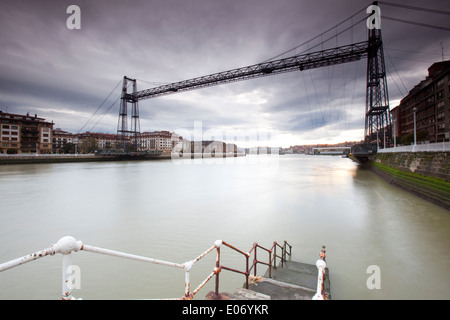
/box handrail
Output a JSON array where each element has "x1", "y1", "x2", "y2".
[
  {"x1": 283, "y1": 240, "x2": 292, "y2": 261},
  {"x1": 215, "y1": 240, "x2": 293, "y2": 294},
  {"x1": 0, "y1": 236, "x2": 293, "y2": 300}
]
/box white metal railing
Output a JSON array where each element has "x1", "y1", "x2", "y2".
[
  {"x1": 312, "y1": 246, "x2": 327, "y2": 300},
  {"x1": 0, "y1": 236, "x2": 217, "y2": 300},
  {"x1": 378, "y1": 141, "x2": 450, "y2": 153},
  {"x1": 0, "y1": 236, "x2": 296, "y2": 300}
]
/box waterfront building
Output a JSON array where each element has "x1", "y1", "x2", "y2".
[
  {"x1": 52, "y1": 128, "x2": 74, "y2": 153},
  {"x1": 74, "y1": 132, "x2": 121, "y2": 153},
  {"x1": 0, "y1": 111, "x2": 54, "y2": 154},
  {"x1": 391, "y1": 60, "x2": 450, "y2": 144},
  {"x1": 140, "y1": 131, "x2": 174, "y2": 154}
]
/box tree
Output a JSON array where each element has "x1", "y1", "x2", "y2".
[
  {"x1": 63, "y1": 142, "x2": 76, "y2": 154},
  {"x1": 399, "y1": 130, "x2": 429, "y2": 145},
  {"x1": 78, "y1": 137, "x2": 97, "y2": 153}
]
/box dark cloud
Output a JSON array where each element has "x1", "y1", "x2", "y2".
[{"x1": 0, "y1": 0, "x2": 449, "y2": 146}]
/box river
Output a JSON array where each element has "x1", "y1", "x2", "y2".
[{"x1": 0, "y1": 154, "x2": 449, "y2": 300}]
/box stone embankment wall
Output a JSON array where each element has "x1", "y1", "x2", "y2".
[
  {"x1": 374, "y1": 152, "x2": 449, "y2": 182},
  {"x1": 368, "y1": 152, "x2": 450, "y2": 210}
]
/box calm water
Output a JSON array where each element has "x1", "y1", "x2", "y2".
[{"x1": 0, "y1": 154, "x2": 449, "y2": 300}]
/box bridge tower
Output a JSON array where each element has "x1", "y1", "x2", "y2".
[
  {"x1": 117, "y1": 76, "x2": 140, "y2": 151},
  {"x1": 365, "y1": 3, "x2": 392, "y2": 148}
]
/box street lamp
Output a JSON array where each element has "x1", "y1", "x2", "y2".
[
  {"x1": 393, "y1": 119, "x2": 396, "y2": 148},
  {"x1": 413, "y1": 107, "x2": 417, "y2": 146}
]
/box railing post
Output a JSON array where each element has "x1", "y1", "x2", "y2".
[
  {"x1": 184, "y1": 271, "x2": 190, "y2": 298},
  {"x1": 268, "y1": 249, "x2": 272, "y2": 278},
  {"x1": 245, "y1": 253, "x2": 249, "y2": 289},
  {"x1": 183, "y1": 261, "x2": 194, "y2": 299},
  {"x1": 52, "y1": 236, "x2": 83, "y2": 300},
  {"x1": 313, "y1": 246, "x2": 327, "y2": 300},
  {"x1": 273, "y1": 242, "x2": 277, "y2": 270},
  {"x1": 253, "y1": 244, "x2": 257, "y2": 276},
  {"x1": 214, "y1": 246, "x2": 220, "y2": 299},
  {"x1": 62, "y1": 253, "x2": 72, "y2": 300}
]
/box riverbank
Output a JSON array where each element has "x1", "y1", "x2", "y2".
[
  {"x1": 0, "y1": 152, "x2": 246, "y2": 165},
  {"x1": 352, "y1": 153, "x2": 450, "y2": 210},
  {"x1": 0, "y1": 154, "x2": 170, "y2": 164}
]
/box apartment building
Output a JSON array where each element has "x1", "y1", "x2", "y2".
[
  {"x1": 74, "y1": 132, "x2": 121, "y2": 153},
  {"x1": 391, "y1": 60, "x2": 450, "y2": 144},
  {"x1": 0, "y1": 111, "x2": 54, "y2": 154},
  {"x1": 140, "y1": 131, "x2": 176, "y2": 154},
  {"x1": 52, "y1": 128, "x2": 74, "y2": 153}
]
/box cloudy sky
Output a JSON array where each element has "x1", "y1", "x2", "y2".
[{"x1": 0, "y1": 0, "x2": 449, "y2": 147}]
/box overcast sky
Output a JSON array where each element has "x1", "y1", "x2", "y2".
[{"x1": 0, "y1": 0, "x2": 449, "y2": 147}]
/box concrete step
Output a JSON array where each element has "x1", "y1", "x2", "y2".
[
  {"x1": 248, "y1": 261, "x2": 331, "y2": 300},
  {"x1": 247, "y1": 277, "x2": 317, "y2": 300},
  {"x1": 271, "y1": 261, "x2": 330, "y2": 292},
  {"x1": 205, "y1": 286, "x2": 271, "y2": 300},
  {"x1": 230, "y1": 288, "x2": 271, "y2": 300}
]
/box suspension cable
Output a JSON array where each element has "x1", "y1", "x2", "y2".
[
  {"x1": 378, "y1": 1, "x2": 450, "y2": 16},
  {"x1": 77, "y1": 79, "x2": 122, "y2": 133},
  {"x1": 383, "y1": 16, "x2": 450, "y2": 32},
  {"x1": 262, "y1": 6, "x2": 368, "y2": 62}
]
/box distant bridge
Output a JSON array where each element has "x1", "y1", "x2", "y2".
[{"x1": 312, "y1": 147, "x2": 351, "y2": 155}]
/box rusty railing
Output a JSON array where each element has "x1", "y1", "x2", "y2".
[
  {"x1": 212, "y1": 240, "x2": 292, "y2": 299},
  {"x1": 0, "y1": 236, "x2": 292, "y2": 300}
]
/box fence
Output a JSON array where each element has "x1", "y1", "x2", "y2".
[
  {"x1": 378, "y1": 141, "x2": 450, "y2": 153},
  {"x1": 0, "y1": 236, "x2": 292, "y2": 300}
]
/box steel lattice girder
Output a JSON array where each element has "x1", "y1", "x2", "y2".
[{"x1": 125, "y1": 41, "x2": 369, "y2": 102}]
